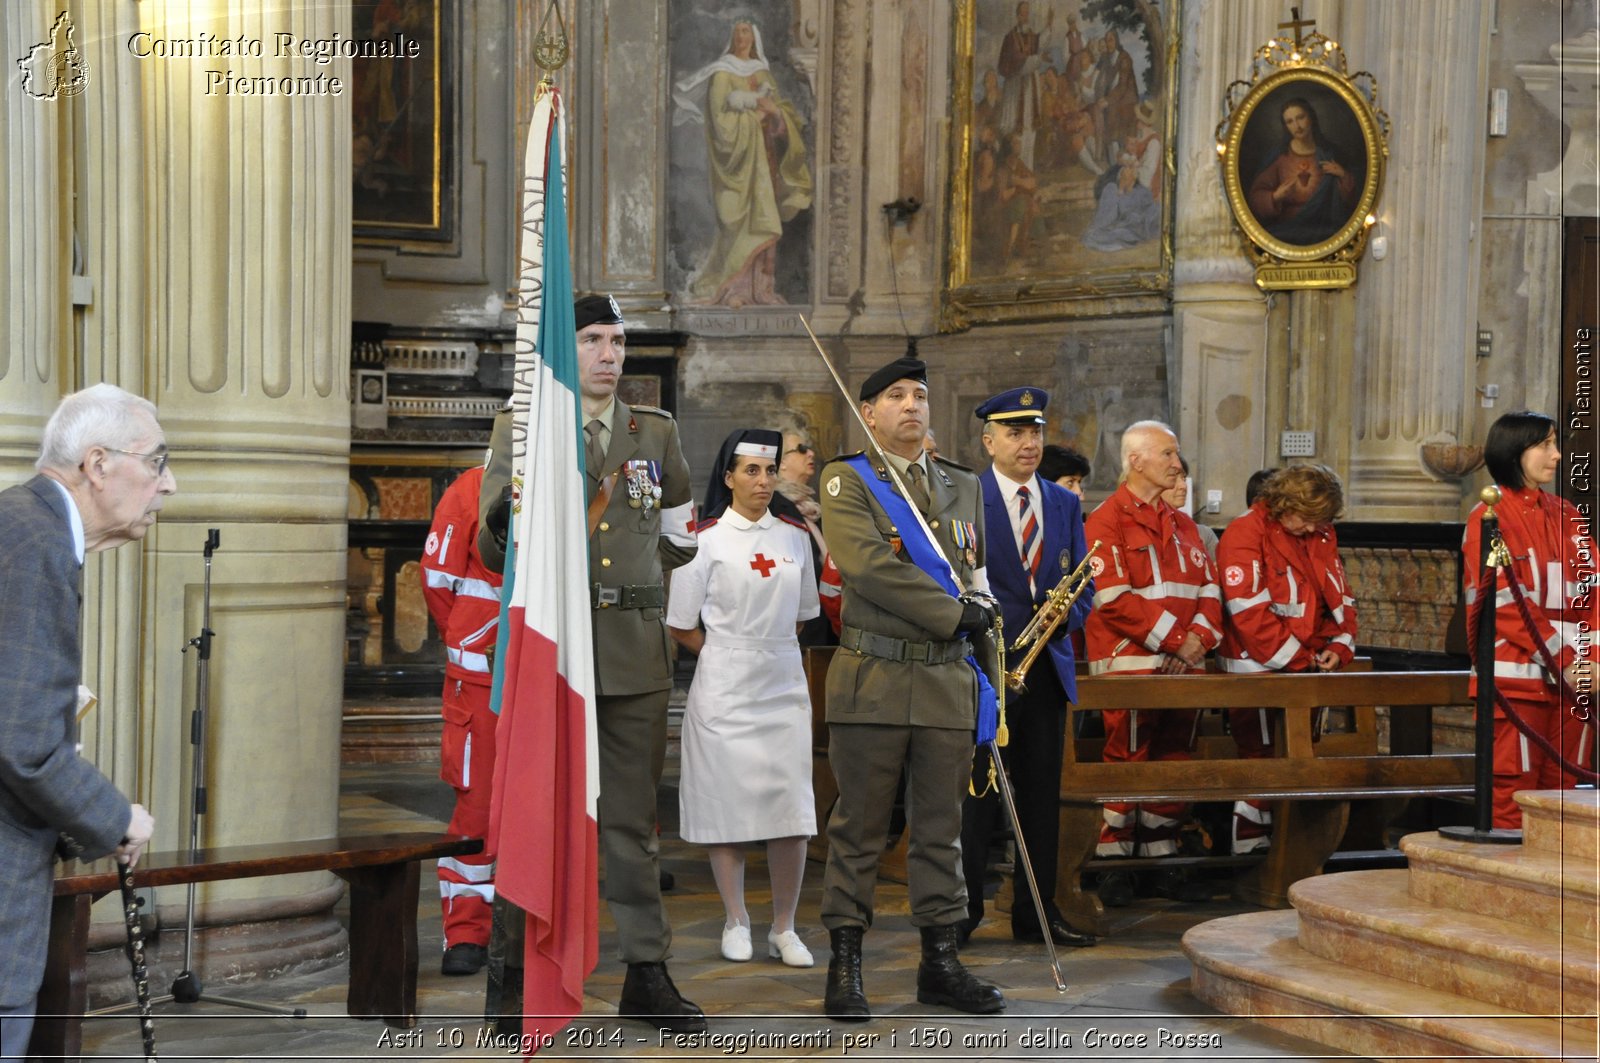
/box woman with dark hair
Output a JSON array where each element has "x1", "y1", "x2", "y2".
[
  {"x1": 666, "y1": 428, "x2": 819, "y2": 966},
  {"x1": 1246, "y1": 96, "x2": 1358, "y2": 244},
  {"x1": 1217, "y1": 464, "x2": 1358, "y2": 853},
  {"x1": 1039, "y1": 444, "x2": 1091, "y2": 498},
  {"x1": 1463, "y1": 411, "x2": 1595, "y2": 829}
]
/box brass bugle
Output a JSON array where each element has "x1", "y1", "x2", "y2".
[{"x1": 1004, "y1": 540, "x2": 1100, "y2": 693}]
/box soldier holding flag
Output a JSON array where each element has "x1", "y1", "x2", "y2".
[{"x1": 479, "y1": 294, "x2": 703, "y2": 1034}]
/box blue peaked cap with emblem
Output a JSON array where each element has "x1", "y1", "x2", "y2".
[{"x1": 974, "y1": 386, "x2": 1049, "y2": 425}]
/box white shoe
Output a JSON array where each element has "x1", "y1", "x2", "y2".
[
  {"x1": 721, "y1": 924, "x2": 753, "y2": 962},
  {"x1": 766, "y1": 929, "x2": 814, "y2": 968}
]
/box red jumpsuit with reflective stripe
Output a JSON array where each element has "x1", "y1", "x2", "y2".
[
  {"x1": 1084, "y1": 484, "x2": 1224, "y2": 856},
  {"x1": 420, "y1": 466, "x2": 504, "y2": 947},
  {"x1": 1216, "y1": 503, "x2": 1358, "y2": 851},
  {"x1": 818, "y1": 552, "x2": 843, "y2": 635},
  {"x1": 1463, "y1": 485, "x2": 1596, "y2": 828}
]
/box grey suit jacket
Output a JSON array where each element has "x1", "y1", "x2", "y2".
[{"x1": 0, "y1": 476, "x2": 131, "y2": 1006}]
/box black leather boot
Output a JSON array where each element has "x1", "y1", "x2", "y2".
[
  {"x1": 916, "y1": 925, "x2": 1006, "y2": 1013},
  {"x1": 618, "y1": 962, "x2": 707, "y2": 1034},
  {"x1": 823, "y1": 926, "x2": 870, "y2": 1021}
]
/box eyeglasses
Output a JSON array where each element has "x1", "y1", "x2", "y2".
[
  {"x1": 107, "y1": 447, "x2": 171, "y2": 477},
  {"x1": 785, "y1": 444, "x2": 813, "y2": 456}
]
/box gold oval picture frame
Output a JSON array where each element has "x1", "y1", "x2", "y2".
[{"x1": 1220, "y1": 66, "x2": 1387, "y2": 288}]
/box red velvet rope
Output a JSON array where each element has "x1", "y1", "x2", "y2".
[{"x1": 1479, "y1": 537, "x2": 1598, "y2": 782}]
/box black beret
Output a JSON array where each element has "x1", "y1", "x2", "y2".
[
  {"x1": 858, "y1": 356, "x2": 928, "y2": 402},
  {"x1": 574, "y1": 294, "x2": 624, "y2": 332}
]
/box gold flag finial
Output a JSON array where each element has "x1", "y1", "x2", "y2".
[{"x1": 534, "y1": 1, "x2": 570, "y2": 71}]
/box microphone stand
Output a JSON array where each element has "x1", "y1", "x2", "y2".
[{"x1": 92, "y1": 529, "x2": 307, "y2": 1027}]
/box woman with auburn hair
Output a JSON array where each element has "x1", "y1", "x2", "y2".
[
  {"x1": 1463, "y1": 411, "x2": 1595, "y2": 829},
  {"x1": 1216, "y1": 464, "x2": 1358, "y2": 854}
]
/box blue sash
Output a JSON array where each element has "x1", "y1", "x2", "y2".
[{"x1": 845, "y1": 455, "x2": 999, "y2": 743}]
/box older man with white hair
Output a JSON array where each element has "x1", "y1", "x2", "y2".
[
  {"x1": 1081, "y1": 420, "x2": 1222, "y2": 906},
  {"x1": 0, "y1": 383, "x2": 171, "y2": 1060}
]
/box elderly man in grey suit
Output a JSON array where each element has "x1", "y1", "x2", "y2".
[{"x1": 0, "y1": 384, "x2": 168, "y2": 1060}]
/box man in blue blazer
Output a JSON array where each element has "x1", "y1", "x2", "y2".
[
  {"x1": 0, "y1": 384, "x2": 168, "y2": 1058},
  {"x1": 959, "y1": 387, "x2": 1096, "y2": 948}
]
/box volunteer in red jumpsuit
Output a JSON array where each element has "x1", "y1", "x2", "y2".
[
  {"x1": 1216, "y1": 464, "x2": 1357, "y2": 853},
  {"x1": 1083, "y1": 421, "x2": 1223, "y2": 904},
  {"x1": 420, "y1": 464, "x2": 503, "y2": 975},
  {"x1": 1463, "y1": 411, "x2": 1595, "y2": 829}
]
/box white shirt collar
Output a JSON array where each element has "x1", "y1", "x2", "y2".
[
  {"x1": 46, "y1": 478, "x2": 85, "y2": 563},
  {"x1": 720, "y1": 507, "x2": 775, "y2": 531},
  {"x1": 992, "y1": 468, "x2": 1039, "y2": 504}
]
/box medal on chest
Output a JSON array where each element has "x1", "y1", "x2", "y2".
[
  {"x1": 950, "y1": 520, "x2": 977, "y2": 568},
  {"x1": 624, "y1": 460, "x2": 663, "y2": 510}
]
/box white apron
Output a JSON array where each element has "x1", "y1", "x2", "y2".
[{"x1": 667, "y1": 510, "x2": 819, "y2": 843}]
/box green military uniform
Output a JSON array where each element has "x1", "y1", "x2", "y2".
[
  {"x1": 479, "y1": 399, "x2": 696, "y2": 962},
  {"x1": 818, "y1": 449, "x2": 987, "y2": 930}
]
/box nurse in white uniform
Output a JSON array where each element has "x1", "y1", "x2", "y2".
[{"x1": 667, "y1": 428, "x2": 820, "y2": 968}]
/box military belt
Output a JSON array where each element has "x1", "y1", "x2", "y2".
[
  {"x1": 591, "y1": 583, "x2": 664, "y2": 610},
  {"x1": 840, "y1": 625, "x2": 972, "y2": 664}
]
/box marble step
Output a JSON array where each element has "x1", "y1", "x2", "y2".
[
  {"x1": 1401, "y1": 830, "x2": 1599, "y2": 943},
  {"x1": 1185, "y1": 910, "x2": 1598, "y2": 1063},
  {"x1": 1521, "y1": 789, "x2": 1599, "y2": 859},
  {"x1": 1289, "y1": 869, "x2": 1596, "y2": 1028}
]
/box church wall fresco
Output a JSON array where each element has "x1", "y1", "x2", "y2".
[{"x1": 666, "y1": 0, "x2": 817, "y2": 311}]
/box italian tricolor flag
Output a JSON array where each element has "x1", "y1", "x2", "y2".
[{"x1": 485, "y1": 81, "x2": 599, "y2": 1049}]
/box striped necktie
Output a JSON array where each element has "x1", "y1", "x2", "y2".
[{"x1": 1017, "y1": 484, "x2": 1041, "y2": 588}]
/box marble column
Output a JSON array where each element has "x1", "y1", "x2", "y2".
[
  {"x1": 850, "y1": 0, "x2": 947, "y2": 338},
  {"x1": 130, "y1": 1, "x2": 352, "y2": 929},
  {"x1": 3, "y1": 0, "x2": 354, "y2": 975},
  {"x1": 0, "y1": 1, "x2": 72, "y2": 476},
  {"x1": 1170, "y1": 0, "x2": 1278, "y2": 522},
  {"x1": 2, "y1": 0, "x2": 154, "y2": 805},
  {"x1": 572, "y1": 0, "x2": 672, "y2": 329},
  {"x1": 815, "y1": 0, "x2": 869, "y2": 322},
  {"x1": 1345, "y1": 0, "x2": 1492, "y2": 519}
]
